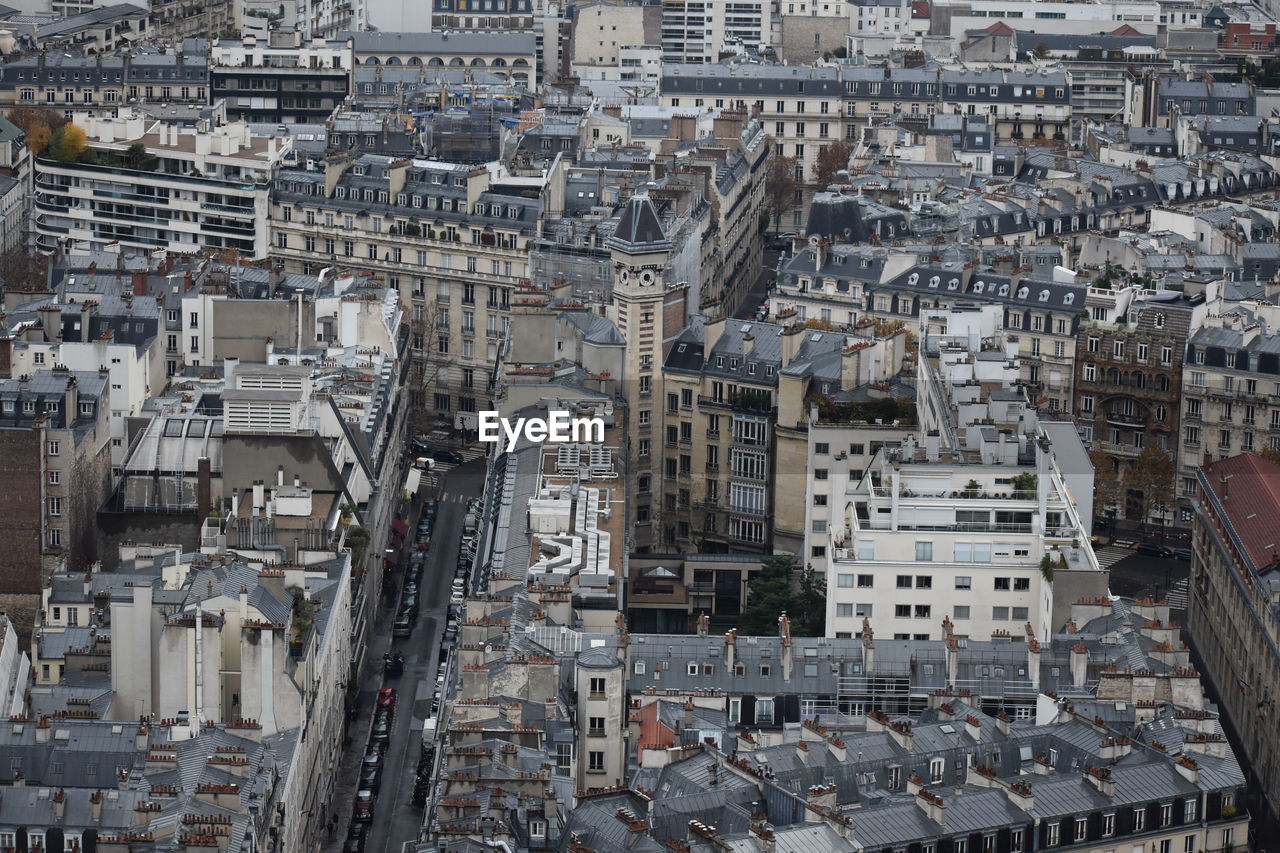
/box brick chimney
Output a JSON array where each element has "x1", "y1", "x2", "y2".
[{"x1": 131, "y1": 270, "x2": 148, "y2": 296}]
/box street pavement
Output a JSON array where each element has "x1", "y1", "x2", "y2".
[
  {"x1": 733, "y1": 248, "x2": 779, "y2": 320},
  {"x1": 1106, "y1": 548, "x2": 1191, "y2": 614},
  {"x1": 324, "y1": 457, "x2": 485, "y2": 853}
]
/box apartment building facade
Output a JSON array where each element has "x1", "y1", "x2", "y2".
[
  {"x1": 0, "y1": 51, "x2": 208, "y2": 119},
  {"x1": 269, "y1": 154, "x2": 543, "y2": 427},
  {"x1": 1074, "y1": 293, "x2": 1196, "y2": 518},
  {"x1": 940, "y1": 68, "x2": 1072, "y2": 144},
  {"x1": 1179, "y1": 316, "x2": 1280, "y2": 501},
  {"x1": 1191, "y1": 453, "x2": 1280, "y2": 827},
  {"x1": 659, "y1": 64, "x2": 842, "y2": 191},
  {"x1": 208, "y1": 34, "x2": 352, "y2": 124},
  {"x1": 150, "y1": 0, "x2": 236, "y2": 41},
  {"x1": 349, "y1": 31, "x2": 540, "y2": 89},
  {"x1": 34, "y1": 114, "x2": 286, "y2": 258},
  {"x1": 822, "y1": 339, "x2": 1100, "y2": 641},
  {"x1": 659, "y1": 0, "x2": 773, "y2": 63},
  {"x1": 802, "y1": 413, "x2": 915, "y2": 621},
  {"x1": 0, "y1": 369, "x2": 110, "y2": 635},
  {"x1": 771, "y1": 244, "x2": 1086, "y2": 415}
]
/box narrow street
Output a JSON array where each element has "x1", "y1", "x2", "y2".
[{"x1": 324, "y1": 457, "x2": 486, "y2": 853}]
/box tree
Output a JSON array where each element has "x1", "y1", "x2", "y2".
[
  {"x1": 5, "y1": 107, "x2": 65, "y2": 156},
  {"x1": 1255, "y1": 447, "x2": 1280, "y2": 466},
  {"x1": 1032, "y1": 42, "x2": 1049, "y2": 58},
  {"x1": 764, "y1": 146, "x2": 799, "y2": 232},
  {"x1": 795, "y1": 562, "x2": 826, "y2": 636},
  {"x1": 1091, "y1": 447, "x2": 1123, "y2": 518},
  {"x1": 814, "y1": 140, "x2": 854, "y2": 188},
  {"x1": 121, "y1": 142, "x2": 156, "y2": 171},
  {"x1": 46, "y1": 123, "x2": 87, "y2": 163},
  {"x1": 1128, "y1": 444, "x2": 1174, "y2": 525},
  {"x1": 0, "y1": 249, "x2": 47, "y2": 291},
  {"x1": 738, "y1": 554, "x2": 826, "y2": 636},
  {"x1": 740, "y1": 554, "x2": 799, "y2": 636},
  {"x1": 409, "y1": 299, "x2": 447, "y2": 435}
]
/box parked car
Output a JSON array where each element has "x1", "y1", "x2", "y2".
[
  {"x1": 377, "y1": 687, "x2": 397, "y2": 710},
  {"x1": 358, "y1": 763, "x2": 381, "y2": 792},
  {"x1": 1173, "y1": 547, "x2": 1192, "y2": 561},
  {"x1": 423, "y1": 499, "x2": 438, "y2": 520},
  {"x1": 353, "y1": 790, "x2": 375, "y2": 822},
  {"x1": 404, "y1": 581, "x2": 419, "y2": 598},
  {"x1": 767, "y1": 232, "x2": 797, "y2": 250},
  {"x1": 345, "y1": 823, "x2": 368, "y2": 853},
  {"x1": 1137, "y1": 542, "x2": 1173, "y2": 558},
  {"x1": 428, "y1": 448, "x2": 465, "y2": 465},
  {"x1": 371, "y1": 713, "x2": 393, "y2": 742},
  {"x1": 391, "y1": 618, "x2": 413, "y2": 638},
  {"x1": 450, "y1": 591, "x2": 465, "y2": 607}
]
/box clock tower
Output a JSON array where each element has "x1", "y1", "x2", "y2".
[{"x1": 607, "y1": 192, "x2": 676, "y2": 551}]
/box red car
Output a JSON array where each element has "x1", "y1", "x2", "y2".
[
  {"x1": 377, "y1": 687, "x2": 397, "y2": 710},
  {"x1": 353, "y1": 790, "x2": 375, "y2": 823}
]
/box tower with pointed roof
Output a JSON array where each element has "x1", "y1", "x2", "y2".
[{"x1": 608, "y1": 193, "x2": 678, "y2": 551}]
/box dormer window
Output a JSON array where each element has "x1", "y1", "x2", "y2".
[
  {"x1": 974, "y1": 280, "x2": 985, "y2": 293},
  {"x1": 908, "y1": 273, "x2": 919, "y2": 285},
  {"x1": 1063, "y1": 293, "x2": 1074, "y2": 305},
  {"x1": 929, "y1": 276, "x2": 940, "y2": 288},
  {"x1": 352, "y1": 166, "x2": 365, "y2": 176},
  {"x1": 947, "y1": 278, "x2": 959, "y2": 290},
  {"x1": 998, "y1": 284, "x2": 1009, "y2": 296},
  {"x1": 1017, "y1": 286, "x2": 1029, "y2": 299},
  {"x1": 1038, "y1": 290, "x2": 1050, "y2": 302}
]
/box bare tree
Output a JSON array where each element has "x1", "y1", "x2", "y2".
[
  {"x1": 814, "y1": 140, "x2": 854, "y2": 188},
  {"x1": 1127, "y1": 444, "x2": 1175, "y2": 526},
  {"x1": 1090, "y1": 446, "x2": 1123, "y2": 518},
  {"x1": 0, "y1": 250, "x2": 48, "y2": 293},
  {"x1": 408, "y1": 298, "x2": 445, "y2": 436},
  {"x1": 1255, "y1": 446, "x2": 1280, "y2": 467},
  {"x1": 765, "y1": 145, "x2": 799, "y2": 232}
]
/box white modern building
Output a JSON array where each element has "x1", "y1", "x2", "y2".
[
  {"x1": 34, "y1": 113, "x2": 290, "y2": 258},
  {"x1": 660, "y1": 0, "x2": 773, "y2": 63},
  {"x1": 818, "y1": 327, "x2": 1103, "y2": 641},
  {"x1": 927, "y1": 0, "x2": 1161, "y2": 39}
]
